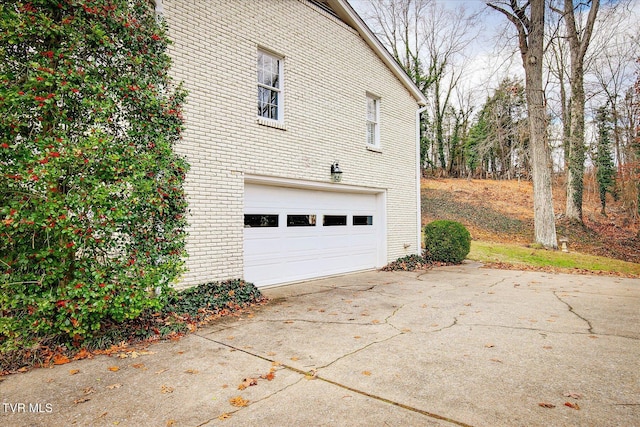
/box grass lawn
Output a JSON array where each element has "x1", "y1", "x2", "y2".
[{"x1": 468, "y1": 240, "x2": 640, "y2": 277}]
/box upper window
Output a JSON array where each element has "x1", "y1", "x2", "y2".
[
  {"x1": 257, "y1": 50, "x2": 283, "y2": 122},
  {"x1": 366, "y1": 94, "x2": 380, "y2": 148}
]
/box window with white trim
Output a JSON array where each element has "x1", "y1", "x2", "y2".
[
  {"x1": 366, "y1": 94, "x2": 380, "y2": 148},
  {"x1": 257, "y1": 50, "x2": 283, "y2": 122}
]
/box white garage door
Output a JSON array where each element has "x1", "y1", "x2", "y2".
[{"x1": 244, "y1": 183, "x2": 384, "y2": 287}]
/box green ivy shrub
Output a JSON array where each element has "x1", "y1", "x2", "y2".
[
  {"x1": 381, "y1": 254, "x2": 431, "y2": 271},
  {"x1": 0, "y1": 0, "x2": 189, "y2": 351},
  {"x1": 164, "y1": 280, "x2": 265, "y2": 321},
  {"x1": 423, "y1": 220, "x2": 471, "y2": 263}
]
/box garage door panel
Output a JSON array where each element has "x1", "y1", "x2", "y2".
[{"x1": 244, "y1": 184, "x2": 383, "y2": 287}]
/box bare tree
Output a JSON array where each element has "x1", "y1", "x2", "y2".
[
  {"x1": 363, "y1": 0, "x2": 479, "y2": 173},
  {"x1": 487, "y1": 0, "x2": 558, "y2": 248},
  {"x1": 589, "y1": 4, "x2": 638, "y2": 170},
  {"x1": 551, "y1": 0, "x2": 600, "y2": 222},
  {"x1": 367, "y1": 0, "x2": 430, "y2": 89},
  {"x1": 545, "y1": 8, "x2": 571, "y2": 171}
]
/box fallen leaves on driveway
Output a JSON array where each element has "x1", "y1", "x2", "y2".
[
  {"x1": 538, "y1": 402, "x2": 556, "y2": 408},
  {"x1": 564, "y1": 401, "x2": 581, "y2": 410},
  {"x1": 237, "y1": 377, "x2": 258, "y2": 390},
  {"x1": 161, "y1": 385, "x2": 174, "y2": 394},
  {"x1": 564, "y1": 392, "x2": 583, "y2": 399},
  {"x1": 229, "y1": 396, "x2": 249, "y2": 407},
  {"x1": 305, "y1": 369, "x2": 318, "y2": 380},
  {"x1": 260, "y1": 370, "x2": 276, "y2": 381},
  {"x1": 107, "y1": 366, "x2": 120, "y2": 372}
]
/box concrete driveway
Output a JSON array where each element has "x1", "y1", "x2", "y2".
[{"x1": 1, "y1": 263, "x2": 639, "y2": 426}]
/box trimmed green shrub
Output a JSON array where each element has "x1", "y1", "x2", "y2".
[{"x1": 423, "y1": 220, "x2": 471, "y2": 263}]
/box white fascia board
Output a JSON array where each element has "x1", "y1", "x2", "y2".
[{"x1": 327, "y1": 0, "x2": 427, "y2": 106}]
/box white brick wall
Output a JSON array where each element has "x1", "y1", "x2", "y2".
[{"x1": 164, "y1": 0, "x2": 421, "y2": 287}]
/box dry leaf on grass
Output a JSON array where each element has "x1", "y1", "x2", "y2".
[
  {"x1": 538, "y1": 402, "x2": 556, "y2": 408},
  {"x1": 229, "y1": 396, "x2": 249, "y2": 407},
  {"x1": 564, "y1": 402, "x2": 580, "y2": 410}
]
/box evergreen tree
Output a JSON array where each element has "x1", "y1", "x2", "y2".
[{"x1": 594, "y1": 106, "x2": 617, "y2": 215}]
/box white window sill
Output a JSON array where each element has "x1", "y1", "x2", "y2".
[
  {"x1": 366, "y1": 145, "x2": 382, "y2": 153},
  {"x1": 257, "y1": 117, "x2": 286, "y2": 130}
]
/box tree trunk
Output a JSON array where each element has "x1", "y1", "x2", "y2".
[
  {"x1": 563, "y1": 0, "x2": 600, "y2": 222},
  {"x1": 565, "y1": 60, "x2": 586, "y2": 220},
  {"x1": 525, "y1": 0, "x2": 558, "y2": 248}
]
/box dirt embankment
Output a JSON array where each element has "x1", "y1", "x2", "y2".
[{"x1": 421, "y1": 178, "x2": 640, "y2": 264}]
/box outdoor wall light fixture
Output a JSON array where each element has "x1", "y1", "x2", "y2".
[{"x1": 331, "y1": 161, "x2": 343, "y2": 182}]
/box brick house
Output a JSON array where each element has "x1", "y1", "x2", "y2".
[{"x1": 156, "y1": 0, "x2": 427, "y2": 288}]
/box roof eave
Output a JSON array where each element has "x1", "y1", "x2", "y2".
[{"x1": 326, "y1": 0, "x2": 427, "y2": 106}]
